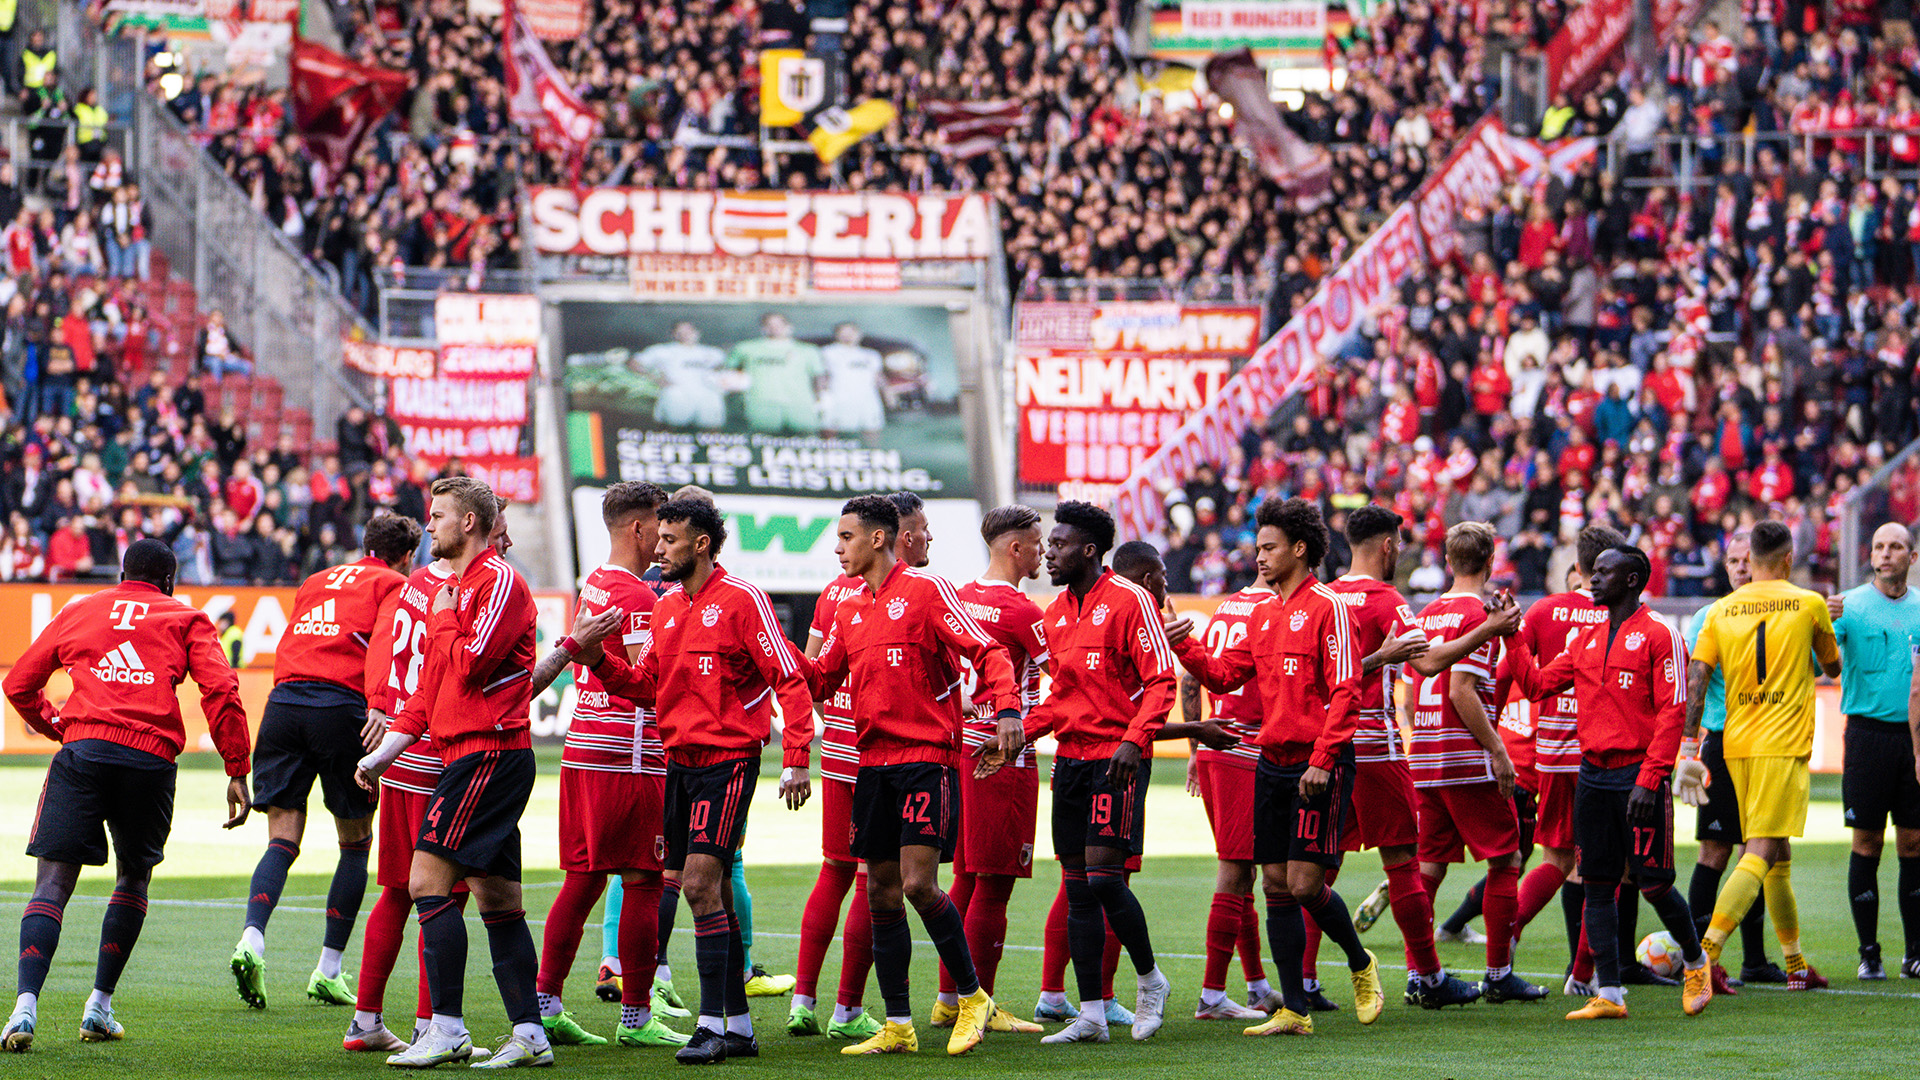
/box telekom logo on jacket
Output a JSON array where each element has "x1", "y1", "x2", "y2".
[{"x1": 109, "y1": 600, "x2": 150, "y2": 630}]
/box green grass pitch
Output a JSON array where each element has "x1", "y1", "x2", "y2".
[{"x1": 2, "y1": 758, "x2": 1914, "y2": 1078}]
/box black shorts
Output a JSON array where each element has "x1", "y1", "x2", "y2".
[
  {"x1": 416, "y1": 748, "x2": 534, "y2": 882},
  {"x1": 1514, "y1": 787, "x2": 1539, "y2": 860},
  {"x1": 28, "y1": 744, "x2": 177, "y2": 869},
  {"x1": 1695, "y1": 729, "x2": 1743, "y2": 844},
  {"x1": 1574, "y1": 765, "x2": 1677, "y2": 885},
  {"x1": 851, "y1": 762, "x2": 958, "y2": 862},
  {"x1": 1254, "y1": 755, "x2": 1354, "y2": 868},
  {"x1": 1050, "y1": 754, "x2": 1150, "y2": 858},
  {"x1": 252, "y1": 690, "x2": 377, "y2": 819},
  {"x1": 1842, "y1": 715, "x2": 1920, "y2": 832},
  {"x1": 665, "y1": 757, "x2": 756, "y2": 870}
]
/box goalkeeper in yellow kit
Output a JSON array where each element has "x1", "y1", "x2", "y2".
[{"x1": 1679, "y1": 521, "x2": 1841, "y2": 991}]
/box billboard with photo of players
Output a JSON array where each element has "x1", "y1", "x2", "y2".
[{"x1": 559, "y1": 299, "x2": 988, "y2": 591}]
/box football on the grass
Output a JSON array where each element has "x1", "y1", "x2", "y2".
[{"x1": 1636, "y1": 931, "x2": 1683, "y2": 977}]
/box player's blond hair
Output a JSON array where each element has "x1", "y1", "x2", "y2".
[
  {"x1": 431, "y1": 475, "x2": 499, "y2": 537},
  {"x1": 1445, "y1": 521, "x2": 1497, "y2": 577}
]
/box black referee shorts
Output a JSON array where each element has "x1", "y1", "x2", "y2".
[
  {"x1": 1843, "y1": 716, "x2": 1920, "y2": 832},
  {"x1": 28, "y1": 746, "x2": 176, "y2": 869}
]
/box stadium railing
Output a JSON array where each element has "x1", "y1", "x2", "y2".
[{"x1": 1605, "y1": 128, "x2": 1920, "y2": 189}]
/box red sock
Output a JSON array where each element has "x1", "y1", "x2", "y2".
[
  {"x1": 1515, "y1": 863, "x2": 1567, "y2": 937},
  {"x1": 1421, "y1": 869, "x2": 1445, "y2": 902},
  {"x1": 962, "y1": 875, "x2": 1014, "y2": 994},
  {"x1": 795, "y1": 860, "x2": 858, "y2": 1000},
  {"x1": 1204, "y1": 892, "x2": 1240, "y2": 991},
  {"x1": 619, "y1": 872, "x2": 663, "y2": 1009},
  {"x1": 1573, "y1": 918, "x2": 1594, "y2": 983},
  {"x1": 1386, "y1": 859, "x2": 1440, "y2": 976},
  {"x1": 835, "y1": 871, "x2": 872, "y2": 1008},
  {"x1": 937, "y1": 870, "x2": 978, "y2": 996},
  {"x1": 1484, "y1": 864, "x2": 1520, "y2": 971},
  {"x1": 1101, "y1": 923, "x2": 1122, "y2": 999},
  {"x1": 355, "y1": 886, "x2": 411, "y2": 1013},
  {"x1": 1236, "y1": 894, "x2": 1265, "y2": 982},
  {"x1": 1041, "y1": 878, "x2": 1070, "y2": 994},
  {"x1": 536, "y1": 870, "x2": 607, "y2": 997}
]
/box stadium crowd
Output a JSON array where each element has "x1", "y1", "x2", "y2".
[
  {"x1": 1158, "y1": 7, "x2": 1920, "y2": 600},
  {"x1": 134, "y1": 0, "x2": 1540, "y2": 316}
]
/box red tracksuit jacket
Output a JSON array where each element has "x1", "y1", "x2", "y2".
[
  {"x1": 585, "y1": 565, "x2": 815, "y2": 771},
  {"x1": 807, "y1": 561, "x2": 1020, "y2": 770},
  {"x1": 276, "y1": 556, "x2": 405, "y2": 696},
  {"x1": 1024, "y1": 570, "x2": 1176, "y2": 759},
  {"x1": 1506, "y1": 603, "x2": 1689, "y2": 790},
  {"x1": 1518, "y1": 589, "x2": 1606, "y2": 775},
  {"x1": 3, "y1": 580, "x2": 251, "y2": 774},
  {"x1": 391, "y1": 547, "x2": 538, "y2": 762},
  {"x1": 1176, "y1": 575, "x2": 1362, "y2": 771}
]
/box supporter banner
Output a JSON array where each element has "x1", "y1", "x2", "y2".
[
  {"x1": 1205, "y1": 47, "x2": 1330, "y2": 210},
  {"x1": 389, "y1": 370, "x2": 539, "y2": 495},
  {"x1": 528, "y1": 189, "x2": 994, "y2": 261},
  {"x1": 289, "y1": 38, "x2": 410, "y2": 182},
  {"x1": 1015, "y1": 304, "x2": 1258, "y2": 488},
  {"x1": 504, "y1": 1, "x2": 600, "y2": 159},
  {"x1": 103, "y1": 0, "x2": 214, "y2": 37},
  {"x1": 1411, "y1": 116, "x2": 1517, "y2": 268},
  {"x1": 925, "y1": 99, "x2": 1027, "y2": 159},
  {"x1": 0, "y1": 585, "x2": 574, "y2": 754},
  {"x1": 435, "y1": 293, "x2": 540, "y2": 379},
  {"x1": 760, "y1": 49, "x2": 827, "y2": 128},
  {"x1": 516, "y1": 0, "x2": 588, "y2": 40},
  {"x1": 465, "y1": 456, "x2": 542, "y2": 503},
  {"x1": 207, "y1": 0, "x2": 298, "y2": 68},
  {"x1": 558, "y1": 298, "x2": 974, "y2": 502},
  {"x1": 1150, "y1": 0, "x2": 1327, "y2": 64},
  {"x1": 343, "y1": 337, "x2": 437, "y2": 379},
  {"x1": 389, "y1": 377, "x2": 530, "y2": 426},
  {"x1": 1545, "y1": 0, "x2": 1708, "y2": 98}
]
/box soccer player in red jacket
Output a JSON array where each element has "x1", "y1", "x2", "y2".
[
  {"x1": 1327, "y1": 505, "x2": 1509, "y2": 1010},
  {"x1": 1169, "y1": 498, "x2": 1382, "y2": 1035},
  {"x1": 1408, "y1": 522, "x2": 1543, "y2": 1003},
  {"x1": 344, "y1": 498, "x2": 507, "y2": 1054},
  {"x1": 1507, "y1": 544, "x2": 1714, "y2": 1019},
  {"x1": 553, "y1": 496, "x2": 816, "y2": 1065},
  {"x1": 356, "y1": 477, "x2": 547, "y2": 1068},
  {"x1": 231, "y1": 513, "x2": 417, "y2": 1011},
  {"x1": 521, "y1": 481, "x2": 690, "y2": 1049},
  {"x1": 3, "y1": 539, "x2": 252, "y2": 1050},
  {"x1": 806, "y1": 495, "x2": 1023, "y2": 1055},
  {"x1": 1015, "y1": 501, "x2": 1176, "y2": 1046}
]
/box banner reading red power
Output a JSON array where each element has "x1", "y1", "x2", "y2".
[{"x1": 1015, "y1": 303, "x2": 1258, "y2": 490}]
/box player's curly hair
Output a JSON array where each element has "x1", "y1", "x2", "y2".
[
  {"x1": 1256, "y1": 497, "x2": 1329, "y2": 569},
  {"x1": 364, "y1": 513, "x2": 422, "y2": 566},
  {"x1": 603, "y1": 481, "x2": 667, "y2": 526},
  {"x1": 1345, "y1": 504, "x2": 1403, "y2": 547},
  {"x1": 1444, "y1": 521, "x2": 1497, "y2": 577},
  {"x1": 658, "y1": 497, "x2": 727, "y2": 556},
  {"x1": 1576, "y1": 524, "x2": 1627, "y2": 577},
  {"x1": 980, "y1": 504, "x2": 1042, "y2": 545},
  {"x1": 1054, "y1": 500, "x2": 1116, "y2": 556},
  {"x1": 842, "y1": 494, "x2": 900, "y2": 537}
]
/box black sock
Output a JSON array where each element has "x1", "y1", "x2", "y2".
[
  {"x1": 724, "y1": 913, "x2": 748, "y2": 1018},
  {"x1": 1614, "y1": 882, "x2": 1640, "y2": 966},
  {"x1": 1687, "y1": 862, "x2": 1722, "y2": 942},
  {"x1": 1265, "y1": 894, "x2": 1308, "y2": 1014},
  {"x1": 916, "y1": 891, "x2": 979, "y2": 996},
  {"x1": 1442, "y1": 876, "x2": 1487, "y2": 934},
  {"x1": 480, "y1": 908, "x2": 539, "y2": 1027},
  {"x1": 17, "y1": 895, "x2": 66, "y2": 998},
  {"x1": 1584, "y1": 879, "x2": 1622, "y2": 988},
  {"x1": 1738, "y1": 888, "x2": 1769, "y2": 967},
  {"x1": 1640, "y1": 881, "x2": 1701, "y2": 963},
  {"x1": 1301, "y1": 886, "x2": 1371, "y2": 971},
  {"x1": 657, "y1": 879, "x2": 681, "y2": 965},
  {"x1": 1849, "y1": 851, "x2": 1881, "y2": 953},
  {"x1": 1561, "y1": 880, "x2": 1585, "y2": 963},
  {"x1": 245, "y1": 838, "x2": 300, "y2": 933},
  {"x1": 1899, "y1": 857, "x2": 1920, "y2": 960},
  {"x1": 1062, "y1": 867, "x2": 1105, "y2": 1004},
  {"x1": 324, "y1": 838, "x2": 372, "y2": 952},
  {"x1": 415, "y1": 895, "x2": 466, "y2": 1017},
  {"x1": 870, "y1": 907, "x2": 913, "y2": 1018},
  {"x1": 94, "y1": 888, "x2": 149, "y2": 994},
  {"x1": 691, "y1": 910, "x2": 730, "y2": 1019},
  {"x1": 1085, "y1": 864, "x2": 1155, "y2": 975}
]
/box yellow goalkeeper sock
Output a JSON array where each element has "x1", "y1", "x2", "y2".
[
  {"x1": 1765, "y1": 860, "x2": 1804, "y2": 967},
  {"x1": 1704, "y1": 853, "x2": 1770, "y2": 962}
]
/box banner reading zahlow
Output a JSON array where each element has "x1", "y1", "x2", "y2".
[
  {"x1": 1016, "y1": 304, "x2": 1258, "y2": 490},
  {"x1": 389, "y1": 371, "x2": 540, "y2": 498},
  {"x1": 559, "y1": 298, "x2": 983, "y2": 588}
]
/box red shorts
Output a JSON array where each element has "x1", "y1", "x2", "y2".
[
  {"x1": 821, "y1": 776, "x2": 857, "y2": 864},
  {"x1": 955, "y1": 764, "x2": 1038, "y2": 877},
  {"x1": 1416, "y1": 782, "x2": 1521, "y2": 864},
  {"x1": 1534, "y1": 771, "x2": 1578, "y2": 850},
  {"x1": 377, "y1": 787, "x2": 428, "y2": 890},
  {"x1": 558, "y1": 767, "x2": 666, "y2": 874},
  {"x1": 1352, "y1": 758, "x2": 1420, "y2": 851},
  {"x1": 1196, "y1": 757, "x2": 1256, "y2": 862}
]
